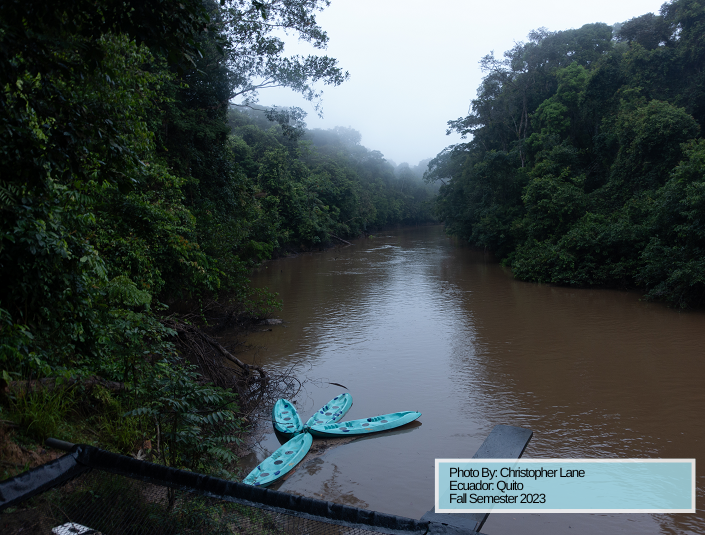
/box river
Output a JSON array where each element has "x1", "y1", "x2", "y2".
[{"x1": 236, "y1": 225, "x2": 704, "y2": 535}]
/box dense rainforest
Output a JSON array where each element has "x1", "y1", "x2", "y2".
[
  {"x1": 0, "y1": 0, "x2": 434, "y2": 474},
  {"x1": 429, "y1": 0, "x2": 705, "y2": 308},
  {"x1": 5, "y1": 0, "x2": 701, "y2": 480}
]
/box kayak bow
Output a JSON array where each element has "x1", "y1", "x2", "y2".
[
  {"x1": 242, "y1": 432, "x2": 313, "y2": 487},
  {"x1": 304, "y1": 393, "x2": 353, "y2": 428},
  {"x1": 272, "y1": 398, "x2": 303, "y2": 435}
]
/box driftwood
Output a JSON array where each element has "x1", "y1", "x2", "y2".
[{"x1": 4, "y1": 376, "x2": 127, "y2": 395}]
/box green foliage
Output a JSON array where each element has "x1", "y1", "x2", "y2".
[
  {"x1": 0, "y1": 0, "x2": 437, "y2": 476},
  {"x1": 520, "y1": 171, "x2": 587, "y2": 241},
  {"x1": 128, "y1": 359, "x2": 242, "y2": 471},
  {"x1": 222, "y1": 0, "x2": 349, "y2": 110},
  {"x1": 241, "y1": 287, "x2": 283, "y2": 320},
  {"x1": 0, "y1": 0, "x2": 255, "y2": 471},
  {"x1": 106, "y1": 276, "x2": 152, "y2": 309},
  {"x1": 0, "y1": 308, "x2": 42, "y2": 379},
  {"x1": 227, "y1": 109, "x2": 437, "y2": 248},
  {"x1": 532, "y1": 100, "x2": 570, "y2": 139},
  {"x1": 637, "y1": 139, "x2": 705, "y2": 307},
  {"x1": 512, "y1": 210, "x2": 649, "y2": 287},
  {"x1": 89, "y1": 385, "x2": 145, "y2": 453},
  {"x1": 6, "y1": 387, "x2": 75, "y2": 442},
  {"x1": 434, "y1": 148, "x2": 525, "y2": 257},
  {"x1": 607, "y1": 98, "x2": 700, "y2": 201},
  {"x1": 436, "y1": 0, "x2": 705, "y2": 307},
  {"x1": 0, "y1": 28, "x2": 196, "y2": 371}
]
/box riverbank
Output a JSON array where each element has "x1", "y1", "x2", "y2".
[{"x1": 0, "y1": 295, "x2": 284, "y2": 483}]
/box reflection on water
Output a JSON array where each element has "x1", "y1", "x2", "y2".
[{"x1": 237, "y1": 225, "x2": 705, "y2": 535}]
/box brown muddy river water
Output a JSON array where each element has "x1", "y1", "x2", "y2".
[{"x1": 236, "y1": 225, "x2": 704, "y2": 534}]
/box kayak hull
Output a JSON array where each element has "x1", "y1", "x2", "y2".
[
  {"x1": 304, "y1": 393, "x2": 353, "y2": 428},
  {"x1": 242, "y1": 432, "x2": 313, "y2": 487},
  {"x1": 308, "y1": 411, "x2": 421, "y2": 437},
  {"x1": 272, "y1": 398, "x2": 303, "y2": 435}
]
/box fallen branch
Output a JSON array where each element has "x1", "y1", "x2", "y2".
[
  {"x1": 328, "y1": 233, "x2": 352, "y2": 246},
  {"x1": 161, "y1": 315, "x2": 303, "y2": 419},
  {"x1": 170, "y1": 321, "x2": 268, "y2": 381},
  {"x1": 201, "y1": 331, "x2": 268, "y2": 382}
]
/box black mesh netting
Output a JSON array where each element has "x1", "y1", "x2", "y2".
[
  {"x1": 0, "y1": 446, "x2": 437, "y2": 535},
  {"x1": 1, "y1": 425, "x2": 536, "y2": 535},
  {"x1": 1, "y1": 470, "x2": 382, "y2": 535}
]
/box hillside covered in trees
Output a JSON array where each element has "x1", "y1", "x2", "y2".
[
  {"x1": 226, "y1": 107, "x2": 436, "y2": 257},
  {"x1": 0, "y1": 0, "x2": 434, "y2": 472},
  {"x1": 429, "y1": 0, "x2": 705, "y2": 308}
]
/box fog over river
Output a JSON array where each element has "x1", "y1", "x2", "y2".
[{"x1": 236, "y1": 225, "x2": 704, "y2": 535}]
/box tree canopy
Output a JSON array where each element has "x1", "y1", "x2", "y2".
[
  {"x1": 431, "y1": 0, "x2": 705, "y2": 308},
  {"x1": 0, "y1": 0, "x2": 435, "y2": 470}
]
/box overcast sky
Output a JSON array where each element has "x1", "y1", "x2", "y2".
[{"x1": 251, "y1": 0, "x2": 667, "y2": 167}]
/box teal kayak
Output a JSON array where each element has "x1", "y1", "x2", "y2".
[
  {"x1": 304, "y1": 393, "x2": 353, "y2": 428},
  {"x1": 272, "y1": 399, "x2": 303, "y2": 435},
  {"x1": 308, "y1": 411, "x2": 422, "y2": 437},
  {"x1": 242, "y1": 432, "x2": 313, "y2": 487}
]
